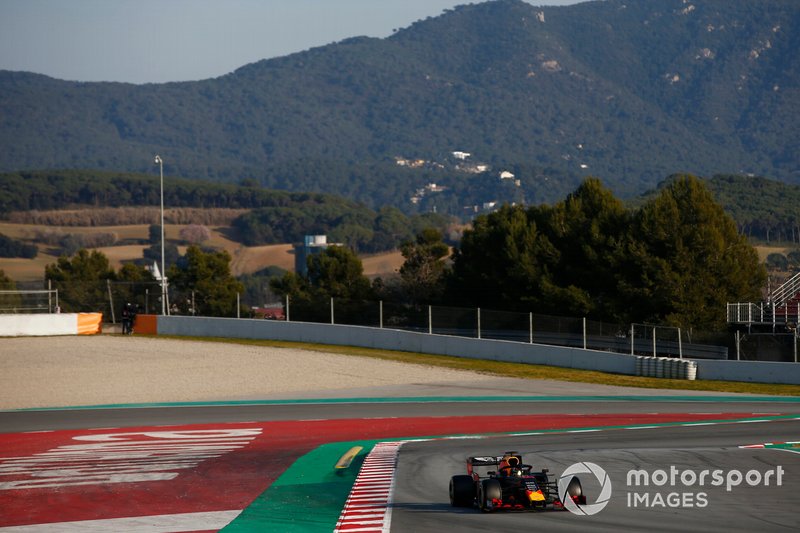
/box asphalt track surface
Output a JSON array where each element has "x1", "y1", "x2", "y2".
[
  {"x1": 2, "y1": 334, "x2": 800, "y2": 532},
  {"x1": 4, "y1": 397, "x2": 800, "y2": 433},
  {"x1": 391, "y1": 419, "x2": 800, "y2": 532},
  {"x1": 3, "y1": 397, "x2": 800, "y2": 531}
]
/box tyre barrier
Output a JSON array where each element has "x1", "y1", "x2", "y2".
[{"x1": 635, "y1": 356, "x2": 697, "y2": 380}]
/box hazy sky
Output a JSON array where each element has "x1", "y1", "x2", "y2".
[{"x1": 0, "y1": 0, "x2": 581, "y2": 84}]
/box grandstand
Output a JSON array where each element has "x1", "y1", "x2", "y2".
[{"x1": 728, "y1": 272, "x2": 800, "y2": 361}]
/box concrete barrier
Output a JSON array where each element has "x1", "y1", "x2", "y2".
[
  {"x1": 159, "y1": 316, "x2": 633, "y2": 375},
  {"x1": 156, "y1": 316, "x2": 800, "y2": 385},
  {"x1": 694, "y1": 359, "x2": 800, "y2": 385},
  {"x1": 0, "y1": 313, "x2": 103, "y2": 337}
]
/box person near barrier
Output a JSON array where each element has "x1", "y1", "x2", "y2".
[{"x1": 121, "y1": 303, "x2": 136, "y2": 334}]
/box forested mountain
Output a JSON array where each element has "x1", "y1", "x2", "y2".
[{"x1": 1, "y1": 0, "x2": 797, "y2": 214}]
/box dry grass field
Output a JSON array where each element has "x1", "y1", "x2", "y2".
[
  {"x1": 754, "y1": 245, "x2": 798, "y2": 262},
  {"x1": 0, "y1": 221, "x2": 401, "y2": 281}
]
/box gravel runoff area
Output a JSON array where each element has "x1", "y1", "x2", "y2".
[
  {"x1": 0, "y1": 335, "x2": 526, "y2": 410},
  {"x1": 0, "y1": 335, "x2": 757, "y2": 410}
]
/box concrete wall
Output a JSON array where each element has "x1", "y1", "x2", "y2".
[
  {"x1": 159, "y1": 316, "x2": 637, "y2": 375},
  {"x1": 694, "y1": 359, "x2": 800, "y2": 385},
  {"x1": 0, "y1": 314, "x2": 76, "y2": 336},
  {"x1": 158, "y1": 316, "x2": 800, "y2": 385},
  {"x1": 0, "y1": 313, "x2": 102, "y2": 337}
]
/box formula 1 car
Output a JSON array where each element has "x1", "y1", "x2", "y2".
[{"x1": 449, "y1": 451, "x2": 586, "y2": 512}]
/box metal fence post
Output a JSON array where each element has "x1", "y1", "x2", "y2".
[
  {"x1": 582, "y1": 317, "x2": 587, "y2": 349},
  {"x1": 630, "y1": 324, "x2": 635, "y2": 356},
  {"x1": 529, "y1": 312, "x2": 533, "y2": 344},
  {"x1": 107, "y1": 279, "x2": 115, "y2": 324},
  {"x1": 678, "y1": 327, "x2": 683, "y2": 359},
  {"x1": 286, "y1": 295, "x2": 290, "y2": 322},
  {"x1": 735, "y1": 330, "x2": 741, "y2": 361},
  {"x1": 379, "y1": 300, "x2": 383, "y2": 328},
  {"x1": 652, "y1": 326, "x2": 657, "y2": 357},
  {"x1": 477, "y1": 307, "x2": 481, "y2": 339},
  {"x1": 331, "y1": 297, "x2": 334, "y2": 324},
  {"x1": 236, "y1": 293, "x2": 240, "y2": 318},
  {"x1": 428, "y1": 305, "x2": 432, "y2": 335},
  {"x1": 165, "y1": 280, "x2": 171, "y2": 316}
]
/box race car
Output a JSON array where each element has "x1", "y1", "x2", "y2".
[{"x1": 449, "y1": 451, "x2": 586, "y2": 512}]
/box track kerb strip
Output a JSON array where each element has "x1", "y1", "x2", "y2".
[{"x1": 334, "y1": 441, "x2": 404, "y2": 532}]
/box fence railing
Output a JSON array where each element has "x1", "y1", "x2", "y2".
[
  {"x1": 0, "y1": 289, "x2": 59, "y2": 314},
  {"x1": 4, "y1": 280, "x2": 728, "y2": 359},
  {"x1": 280, "y1": 296, "x2": 726, "y2": 359},
  {"x1": 728, "y1": 302, "x2": 800, "y2": 326}
]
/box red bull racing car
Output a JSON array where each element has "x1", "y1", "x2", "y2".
[{"x1": 449, "y1": 451, "x2": 586, "y2": 512}]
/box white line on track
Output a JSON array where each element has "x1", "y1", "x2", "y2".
[{"x1": 0, "y1": 510, "x2": 241, "y2": 533}]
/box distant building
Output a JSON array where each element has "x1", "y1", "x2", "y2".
[
  {"x1": 499, "y1": 170, "x2": 515, "y2": 180},
  {"x1": 395, "y1": 157, "x2": 426, "y2": 168},
  {"x1": 452, "y1": 151, "x2": 471, "y2": 160},
  {"x1": 294, "y1": 235, "x2": 335, "y2": 276}
]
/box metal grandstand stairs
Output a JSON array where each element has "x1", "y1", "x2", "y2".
[
  {"x1": 728, "y1": 271, "x2": 800, "y2": 327},
  {"x1": 727, "y1": 271, "x2": 800, "y2": 362},
  {"x1": 771, "y1": 271, "x2": 800, "y2": 314}
]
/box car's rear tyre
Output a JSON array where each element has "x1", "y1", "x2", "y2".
[
  {"x1": 478, "y1": 479, "x2": 502, "y2": 512},
  {"x1": 449, "y1": 475, "x2": 475, "y2": 507}
]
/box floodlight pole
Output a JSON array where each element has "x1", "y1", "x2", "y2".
[{"x1": 154, "y1": 155, "x2": 166, "y2": 316}]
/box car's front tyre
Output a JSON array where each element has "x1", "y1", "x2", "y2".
[{"x1": 478, "y1": 479, "x2": 502, "y2": 512}]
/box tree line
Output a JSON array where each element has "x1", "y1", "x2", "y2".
[
  {"x1": 9, "y1": 175, "x2": 767, "y2": 331},
  {"x1": 0, "y1": 170, "x2": 453, "y2": 253},
  {"x1": 270, "y1": 175, "x2": 765, "y2": 331},
  {"x1": 704, "y1": 175, "x2": 800, "y2": 245}
]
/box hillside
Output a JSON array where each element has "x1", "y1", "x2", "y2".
[
  {"x1": 0, "y1": 221, "x2": 401, "y2": 282},
  {"x1": 0, "y1": 0, "x2": 797, "y2": 215},
  {"x1": 2, "y1": 174, "x2": 798, "y2": 282},
  {"x1": 638, "y1": 174, "x2": 800, "y2": 244},
  {"x1": 0, "y1": 170, "x2": 455, "y2": 254}
]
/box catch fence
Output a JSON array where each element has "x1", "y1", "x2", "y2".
[{"x1": 2, "y1": 280, "x2": 728, "y2": 359}]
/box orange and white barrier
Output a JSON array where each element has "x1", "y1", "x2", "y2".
[
  {"x1": 77, "y1": 313, "x2": 103, "y2": 335},
  {"x1": 0, "y1": 313, "x2": 103, "y2": 337}
]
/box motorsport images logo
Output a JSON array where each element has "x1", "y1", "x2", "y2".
[
  {"x1": 557, "y1": 462, "x2": 786, "y2": 515},
  {"x1": 558, "y1": 462, "x2": 612, "y2": 516}
]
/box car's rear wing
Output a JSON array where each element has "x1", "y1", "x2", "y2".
[
  {"x1": 466, "y1": 452, "x2": 523, "y2": 475},
  {"x1": 467, "y1": 456, "x2": 502, "y2": 467}
]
